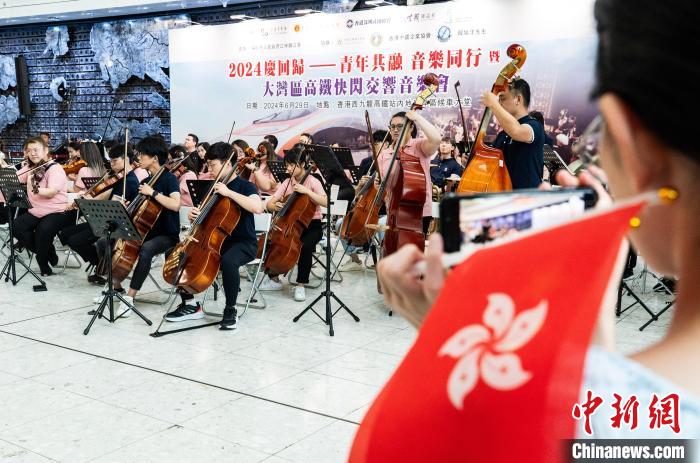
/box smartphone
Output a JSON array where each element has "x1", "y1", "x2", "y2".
[{"x1": 439, "y1": 188, "x2": 597, "y2": 253}]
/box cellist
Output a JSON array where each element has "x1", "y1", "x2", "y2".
[
  {"x1": 480, "y1": 77, "x2": 545, "y2": 189},
  {"x1": 167, "y1": 142, "x2": 263, "y2": 329},
  {"x1": 92, "y1": 136, "x2": 181, "y2": 314},
  {"x1": 377, "y1": 110, "x2": 441, "y2": 236}
]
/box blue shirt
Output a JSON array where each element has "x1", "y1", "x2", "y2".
[
  {"x1": 109, "y1": 171, "x2": 139, "y2": 203},
  {"x1": 430, "y1": 157, "x2": 464, "y2": 188},
  {"x1": 492, "y1": 115, "x2": 545, "y2": 189}
]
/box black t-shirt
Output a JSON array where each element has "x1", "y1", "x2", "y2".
[
  {"x1": 225, "y1": 176, "x2": 258, "y2": 244},
  {"x1": 430, "y1": 157, "x2": 464, "y2": 188},
  {"x1": 491, "y1": 115, "x2": 544, "y2": 189},
  {"x1": 358, "y1": 156, "x2": 375, "y2": 177},
  {"x1": 109, "y1": 171, "x2": 139, "y2": 202},
  {"x1": 144, "y1": 170, "x2": 180, "y2": 239}
]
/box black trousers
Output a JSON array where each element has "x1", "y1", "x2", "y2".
[
  {"x1": 128, "y1": 235, "x2": 178, "y2": 291},
  {"x1": 296, "y1": 219, "x2": 323, "y2": 285},
  {"x1": 59, "y1": 222, "x2": 98, "y2": 266},
  {"x1": 12, "y1": 212, "x2": 66, "y2": 273}
]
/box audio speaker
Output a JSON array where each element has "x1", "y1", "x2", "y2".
[{"x1": 14, "y1": 55, "x2": 31, "y2": 116}]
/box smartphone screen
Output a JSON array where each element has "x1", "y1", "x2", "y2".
[{"x1": 439, "y1": 188, "x2": 597, "y2": 253}]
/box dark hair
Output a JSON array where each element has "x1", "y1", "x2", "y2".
[
  {"x1": 257, "y1": 141, "x2": 276, "y2": 157},
  {"x1": 67, "y1": 141, "x2": 81, "y2": 152},
  {"x1": 440, "y1": 136, "x2": 455, "y2": 146},
  {"x1": 205, "y1": 142, "x2": 232, "y2": 162},
  {"x1": 593, "y1": 0, "x2": 698, "y2": 162},
  {"x1": 508, "y1": 78, "x2": 531, "y2": 107},
  {"x1": 108, "y1": 144, "x2": 135, "y2": 163},
  {"x1": 137, "y1": 136, "x2": 169, "y2": 165},
  {"x1": 232, "y1": 139, "x2": 248, "y2": 151},
  {"x1": 196, "y1": 141, "x2": 210, "y2": 152},
  {"x1": 169, "y1": 144, "x2": 187, "y2": 159},
  {"x1": 372, "y1": 129, "x2": 388, "y2": 144},
  {"x1": 284, "y1": 145, "x2": 306, "y2": 165},
  {"x1": 263, "y1": 134, "x2": 278, "y2": 149},
  {"x1": 529, "y1": 111, "x2": 544, "y2": 126},
  {"x1": 39, "y1": 131, "x2": 50, "y2": 138},
  {"x1": 187, "y1": 133, "x2": 199, "y2": 144},
  {"x1": 390, "y1": 112, "x2": 418, "y2": 138},
  {"x1": 80, "y1": 141, "x2": 107, "y2": 177},
  {"x1": 300, "y1": 132, "x2": 314, "y2": 143},
  {"x1": 24, "y1": 136, "x2": 47, "y2": 150}
]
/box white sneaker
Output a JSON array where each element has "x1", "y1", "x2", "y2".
[
  {"x1": 117, "y1": 295, "x2": 134, "y2": 318},
  {"x1": 339, "y1": 259, "x2": 364, "y2": 272},
  {"x1": 293, "y1": 286, "x2": 306, "y2": 301},
  {"x1": 258, "y1": 276, "x2": 283, "y2": 291},
  {"x1": 93, "y1": 286, "x2": 125, "y2": 304}
]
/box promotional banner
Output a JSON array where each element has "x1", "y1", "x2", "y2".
[{"x1": 170, "y1": 0, "x2": 597, "y2": 162}]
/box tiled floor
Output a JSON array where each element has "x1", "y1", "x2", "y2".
[{"x1": 0, "y1": 239, "x2": 675, "y2": 462}]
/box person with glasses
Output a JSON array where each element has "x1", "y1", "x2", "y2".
[
  {"x1": 376, "y1": 110, "x2": 442, "y2": 236},
  {"x1": 12, "y1": 136, "x2": 68, "y2": 276},
  {"x1": 480, "y1": 77, "x2": 545, "y2": 189}
]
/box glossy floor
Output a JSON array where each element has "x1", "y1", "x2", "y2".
[{"x1": 0, "y1": 244, "x2": 674, "y2": 462}]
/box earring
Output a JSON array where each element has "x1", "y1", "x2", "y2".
[
  {"x1": 630, "y1": 216, "x2": 641, "y2": 229},
  {"x1": 658, "y1": 186, "x2": 679, "y2": 204}
]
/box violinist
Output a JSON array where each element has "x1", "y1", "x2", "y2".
[
  {"x1": 168, "y1": 145, "x2": 198, "y2": 207},
  {"x1": 167, "y1": 142, "x2": 263, "y2": 328},
  {"x1": 93, "y1": 136, "x2": 181, "y2": 313},
  {"x1": 39, "y1": 132, "x2": 51, "y2": 150},
  {"x1": 68, "y1": 141, "x2": 108, "y2": 193},
  {"x1": 481, "y1": 77, "x2": 545, "y2": 189},
  {"x1": 378, "y1": 110, "x2": 441, "y2": 235},
  {"x1": 429, "y1": 137, "x2": 464, "y2": 193},
  {"x1": 66, "y1": 140, "x2": 81, "y2": 162},
  {"x1": 299, "y1": 133, "x2": 314, "y2": 145},
  {"x1": 196, "y1": 142, "x2": 210, "y2": 175},
  {"x1": 259, "y1": 147, "x2": 327, "y2": 302},
  {"x1": 13, "y1": 136, "x2": 68, "y2": 276},
  {"x1": 263, "y1": 134, "x2": 281, "y2": 159},
  {"x1": 246, "y1": 141, "x2": 277, "y2": 194},
  {"x1": 231, "y1": 139, "x2": 249, "y2": 162},
  {"x1": 60, "y1": 144, "x2": 140, "y2": 283}
]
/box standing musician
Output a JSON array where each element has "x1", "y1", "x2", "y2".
[
  {"x1": 430, "y1": 137, "x2": 464, "y2": 193},
  {"x1": 377, "y1": 110, "x2": 441, "y2": 236},
  {"x1": 259, "y1": 147, "x2": 328, "y2": 302},
  {"x1": 60, "y1": 144, "x2": 140, "y2": 284},
  {"x1": 481, "y1": 77, "x2": 545, "y2": 189},
  {"x1": 167, "y1": 142, "x2": 263, "y2": 328},
  {"x1": 69, "y1": 141, "x2": 108, "y2": 193},
  {"x1": 94, "y1": 136, "x2": 181, "y2": 313},
  {"x1": 13, "y1": 136, "x2": 68, "y2": 276}
]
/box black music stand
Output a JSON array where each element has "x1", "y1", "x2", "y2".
[
  {"x1": 76, "y1": 199, "x2": 152, "y2": 335},
  {"x1": 0, "y1": 168, "x2": 47, "y2": 291},
  {"x1": 186, "y1": 180, "x2": 213, "y2": 208},
  {"x1": 543, "y1": 146, "x2": 572, "y2": 183},
  {"x1": 267, "y1": 160, "x2": 290, "y2": 183},
  {"x1": 331, "y1": 146, "x2": 359, "y2": 185},
  {"x1": 292, "y1": 145, "x2": 359, "y2": 336},
  {"x1": 80, "y1": 177, "x2": 101, "y2": 191}
]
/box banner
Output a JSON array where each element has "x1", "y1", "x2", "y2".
[{"x1": 170, "y1": 0, "x2": 597, "y2": 162}]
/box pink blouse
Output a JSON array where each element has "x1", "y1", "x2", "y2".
[
  {"x1": 74, "y1": 166, "x2": 101, "y2": 190},
  {"x1": 17, "y1": 163, "x2": 68, "y2": 218},
  {"x1": 271, "y1": 174, "x2": 325, "y2": 220},
  {"x1": 250, "y1": 163, "x2": 277, "y2": 194},
  {"x1": 377, "y1": 138, "x2": 433, "y2": 217},
  {"x1": 178, "y1": 170, "x2": 198, "y2": 207},
  {"x1": 134, "y1": 167, "x2": 149, "y2": 183}
]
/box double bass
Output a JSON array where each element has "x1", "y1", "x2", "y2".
[
  {"x1": 456, "y1": 44, "x2": 527, "y2": 194},
  {"x1": 257, "y1": 163, "x2": 316, "y2": 276},
  {"x1": 379, "y1": 73, "x2": 439, "y2": 256}
]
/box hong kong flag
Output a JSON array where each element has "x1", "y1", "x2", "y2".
[{"x1": 350, "y1": 199, "x2": 646, "y2": 463}]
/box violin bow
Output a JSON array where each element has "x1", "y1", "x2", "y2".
[
  {"x1": 226, "y1": 121, "x2": 236, "y2": 144},
  {"x1": 122, "y1": 127, "x2": 129, "y2": 204},
  {"x1": 454, "y1": 81, "x2": 473, "y2": 154}
]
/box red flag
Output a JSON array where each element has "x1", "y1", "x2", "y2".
[{"x1": 350, "y1": 200, "x2": 645, "y2": 463}]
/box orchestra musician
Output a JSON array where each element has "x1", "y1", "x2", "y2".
[
  {"x1": 93, "y1": 136, "x2": 181, "y2": 313},
  {"x1": 167, "y1": 142, "x2": 263, "y2": 328},
  {"x1": 246, "y1": 141, "x2": 278, "y2": 194},
  {"x1": 481, "y1": 77, "x2": 545, "y2": 189},
  {"x1": 12, "y1": 136, "x2": 68, "y2": 276},
  {"x1": 258, "y1": 147, "x2": 328, "y2": 302},
  {"x1": 377, "y1": 110, "x2": 441, "y2": 236},
  {"x1": 68, "y1": 141, "x2": 108, "y2": 193},
  {"x1": 168, "y1": 145, "x2": 198, "y2": 207},
  {"x1": 429, "y1": 137, "x2": 464, "y2": 193},
  {"x1": 358, "y1": 130, "x2": 387, "y2": 177},
  {"x1": 60, "y1": 144, "x2": 140, "y2": 284}
]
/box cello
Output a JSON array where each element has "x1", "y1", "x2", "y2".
[
  {"x1": 162, "y1": 148, "x2": 246, "y2": 294},
  {"x1": 257, "y1": 158, "x2": 316, "y2": 276},
  {"x1": 377, "y1": 73, "x2": 439, "y2": 256},
  {"x1": 339, "y1": 111, "x2": 388, "y2": 246},
  {"x1": 456, "y1": 44, "x2": 527, "y2": 194}
]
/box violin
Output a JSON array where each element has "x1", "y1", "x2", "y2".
[
  {"x1": 240, "y1": 147, "x2": 264, "y2": 180},
  {"x1": 456, "y1": 44, "x2": 527, "y2": 193},
  {"x1": 378, "y1": 73, "x2": 439, "y2": 256},
  {"x1": 63, "y1": 159, "x2": 86, "y2": 175},
  {"x1": 27, "y1": 160, "x2": 58, "y2": 195}
]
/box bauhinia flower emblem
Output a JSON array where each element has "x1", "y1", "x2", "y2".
[{"x1": 438, "y1": 293, "x2": 548, "y2": 410}]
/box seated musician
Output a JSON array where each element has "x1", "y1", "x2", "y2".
[
  {"x1": 168, "y1": 145, "x2": 198, "y2": 207},
  {"x1": 94, "y1": 136, "x2": 181, "y2": 314},
  {"x1": 167, "y1": 142, "x2": 263, "y2": 328},
  {"x1": 13, "y1": 136, "x2": 68, "y2": 276},
  {"x1": 246, "y1": 141, "x2": 278, "y2": 194},
  {"x1": 429, "y1": 137, "x2": 464, "y2": 193},
  {"x1": 64, "y1": 141, "x2": 81, "y2": 181},
  {"x1": 377, "y1": 111, "x2": 441, "y2": 236},
  {"x1": 69, "y1": 141, "x2": 108, "y2": 193},
  {"x1": 481, "y1": 77, "x2": 545, "y2": 189},
  {"x1": 358, "y1": 130, "x2": 387, "y2": 177},
  {"x1": 258, "y1": 147, "x2": 328, "y2": 302},
  {"x1": 60, "y1": 144, "x2": 140, "y2": 284}
]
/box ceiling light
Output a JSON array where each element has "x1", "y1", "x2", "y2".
[
  {"x1": 229, "y1": 14, "x2": 256, "y2": 20},
  {"x1": 294, "y1": 8, "x2": 321, "y2": 14}
]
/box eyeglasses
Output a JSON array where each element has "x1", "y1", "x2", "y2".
[{"x1": 389, "y1": 124, "x2": 404, "y2": 130}]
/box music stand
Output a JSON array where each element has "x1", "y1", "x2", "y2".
[
  {"x1": 186, "y1": 180, "x2": 213, "y2": 208},
  {"x1": 292, "y1": 145, "x2": 359, "y2": 336},
  {"x1": 80, "y1": 177, "x2": 101, "y2": 191},
  {"x1": 0, "y1": 168, "x2": 47, "y2": 291},
  {"x1": 543, "y1": 146, "x2": 572, "y2": 179},
  {"x1": 76, "y1": 198, "x2": 152, "y2": 335},
  {"x1": 267, "y1": 160, "x2": 290, "y2": 183}
]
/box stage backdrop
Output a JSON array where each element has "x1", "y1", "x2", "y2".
[{"x1": 170, "y1": 0, "x2": 597, "y2": 161}]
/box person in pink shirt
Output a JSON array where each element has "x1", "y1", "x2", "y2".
[
  {"x1": 259, "y1": 147, "x2": 327, "y2": 302},
  {"x1": 246, "y1": 141, "x2": 278, "y2": 194},
  {"x1": 168, "y1": 145, "x2": 198, "y2": 207},
  {"x1": 377, "y1": 110, "x2": 442, "y2": 236},
  {"x1": 70, "y1": 141, "x2": 108, "y2": 193},
  {"x1": 13, "y1": 136, "x2": 68, "y2": 276}
]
